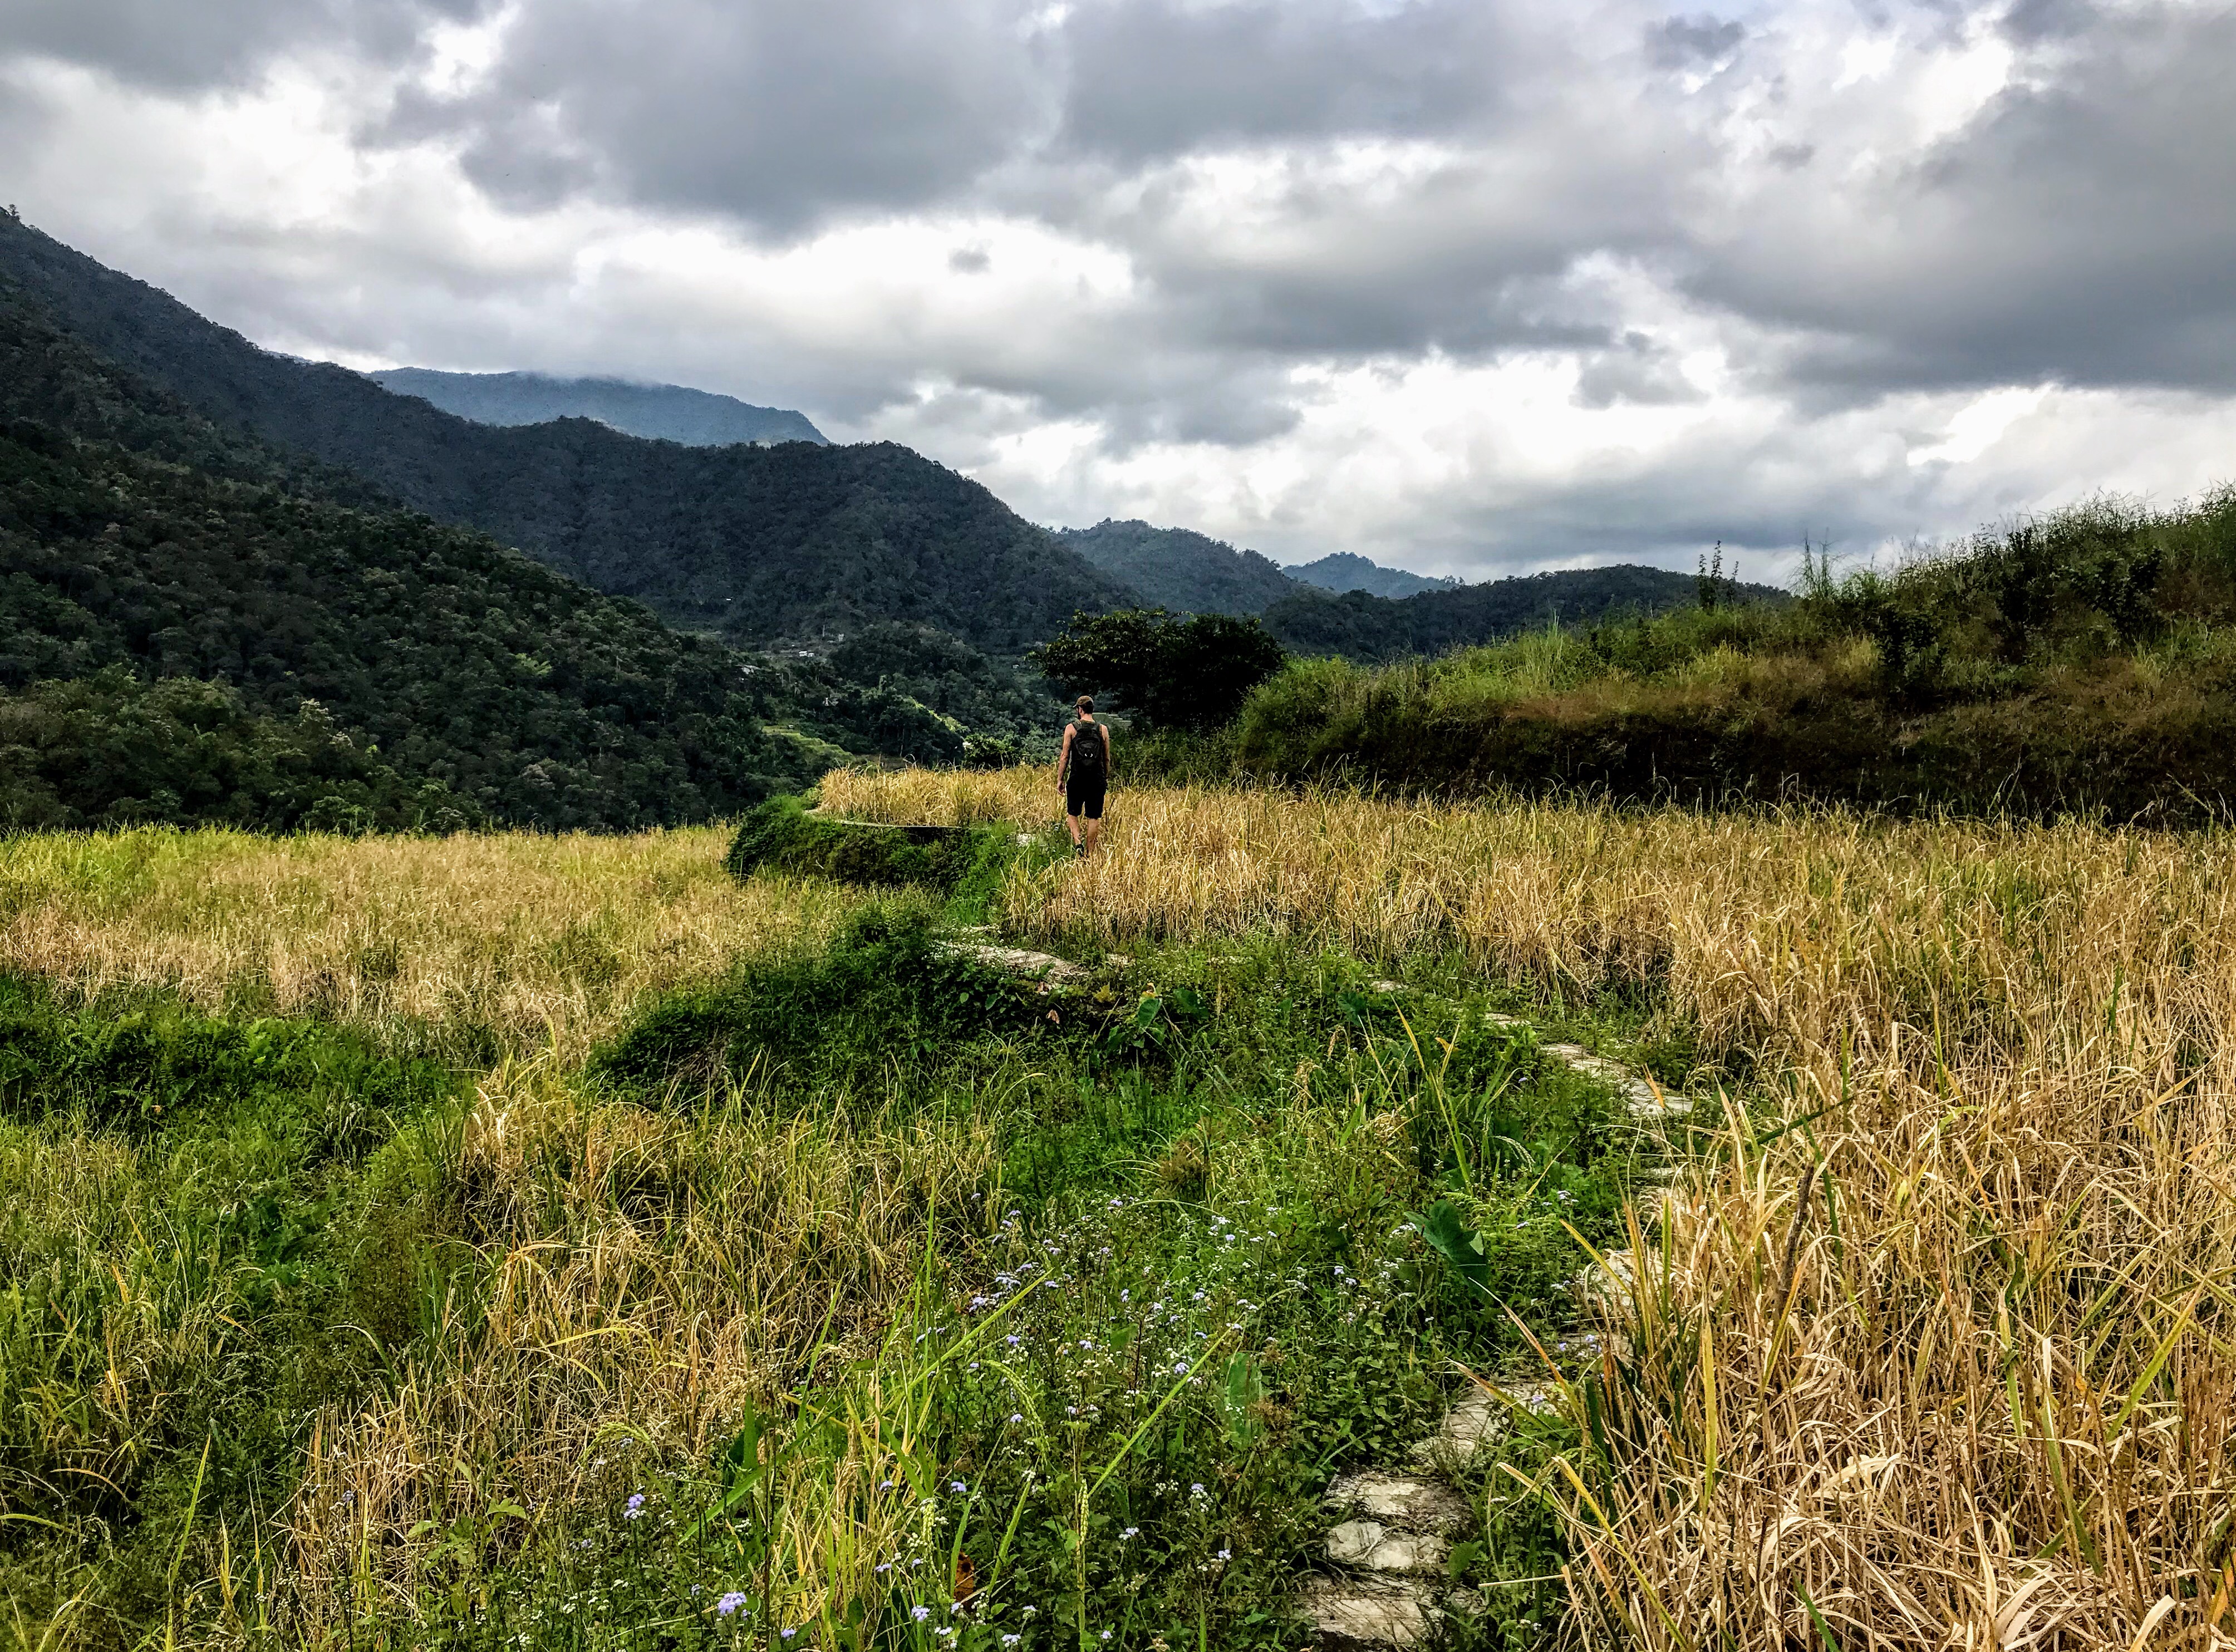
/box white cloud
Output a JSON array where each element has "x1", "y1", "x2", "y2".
[{"x1": 3, "y1": 0, "x2": 2235, "y2": 583}]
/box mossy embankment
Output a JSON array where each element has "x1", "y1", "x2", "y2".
[{"x1": 1233, "y1": 491, "x2": 2236, "y2": 819}]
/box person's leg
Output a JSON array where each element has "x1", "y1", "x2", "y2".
[
  {"x1": 1065, "y1": 794, "x2": 1084, "y2": 849},
  {"x1": 1082, "y1": 786, "x2": 1104, "y2": 857}
]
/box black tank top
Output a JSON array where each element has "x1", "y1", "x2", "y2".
[{"x1": 1069, "y1": 721, "x2": 1107, "y2": 780}]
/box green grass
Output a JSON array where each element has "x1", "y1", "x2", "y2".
[
  {"x1": 1231, "y1": 488, "x2": 2236, "y2": 819},
  {"x1": 546, "y1": 913, "x2": 1653, "y2": 1648},
  {"x1": 0, "y1": 974, "x2": 469, "y2": 1645},
  {"x1": 0, "y1": 853, "x2": 1685, "y2": 1650}
]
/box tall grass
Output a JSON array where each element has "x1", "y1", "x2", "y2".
[
  {"x1": 2, "y1": 828, "x2": 1640, "y2": 1649},
  {"x1": 0, "y1": 826, "x2": 844, "y2": 1055},
  {"x1": 825, "y1": 767, "x2": 2236, "y2": 1645},
  {"x1": 1220, "y1": 490, "x2": 2236, "y2": 818},
  {"x1": 283, "y1": 1051, "x2": 1006, "y2": 1628}
]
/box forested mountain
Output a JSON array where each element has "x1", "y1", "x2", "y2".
[
  {"x1": 1262, "y1": 566, "x2": 1786, "y2": 661},
  {"x1": 823, "y1": 623, "x2": 1063, "y2": 738},
  {"x1": 1054, "y1": 521, "x2": 1483, "y2": 618},
  {"x1": 1056, "y1": 519, "x2": 1300, "y2": 614},
  {"x1": 1286, "y1": 550, "x2": 1462, "y2": 599},
  {"x1": 0, "y1": 216, "x2": 1136, "y2": 649},
  {"x1": 0, "y1": 273, "x2": 847, "y2": 829},
  {"x1": 369, "y1": 367, "x2": 827, "y2": 446}
]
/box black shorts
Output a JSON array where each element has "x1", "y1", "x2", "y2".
[{"x1": 1065, "y1": 776, "x2": 1106, "y2": 819}]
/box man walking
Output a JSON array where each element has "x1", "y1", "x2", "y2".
[{"x1": 1055, "y1": 695, "x2": 1111, "y2": 859}]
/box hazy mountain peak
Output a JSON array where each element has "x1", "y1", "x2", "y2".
[
  {"x1": 368, "y1": 366, "x2": 827, "y2": 447},
  {"x1": 1286, "y1": 551, "x2": 1461, "y2": 599},
  {"x1": 1055, "y1": 519, "x2": 1299, "y2": 614}
]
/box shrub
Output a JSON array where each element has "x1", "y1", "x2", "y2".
[
  {"x1": 1029, "y1": 608, "x2": 1287, "y2": 731},
  {"x1": 722, "y1": 792, "x2": 1007, "y2": 888}
]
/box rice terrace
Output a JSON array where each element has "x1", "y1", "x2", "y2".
[
  {"x1": 8, "y1": 27, "x2": 2236, "y2": 1645},
  {"x1": 9, "y1": 707, "x2": 2236, "y2": 1647}
]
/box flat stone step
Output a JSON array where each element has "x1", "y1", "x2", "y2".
[
  {"x1": 1539, "y1": 1041, "x2": 1691, "y2": 1119},
  {"x1": 938, "y1": 942, "x2": 1090, "y2": 986},
  {"x1": 1394, "y1": 1001, "x2": 1697, "y2": 1119},
  {"x1": 1324, "y1": 1471, "x2": 1468, "y2": 1532},
  {"x1": 1327, "y1": 1521, "x2": 1448, "y2": 1574},
  {"x1": 1299, "y1": 1575, "x2": 1438, "y2": 1649},
  {"x1": 1408, "y1": 1381, "x2": 1557, "y2": 1471},
  {"x1": 1578, "y1": 1247, "x2": 1638, "y2": 1308}
]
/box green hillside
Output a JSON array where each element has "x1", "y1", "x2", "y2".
[
  {"x1": 0, "y1": 216, "x2": 1137, "y2": 650},
  {"x1": 1055, "y1": 518, "x2": 1300, "y2": 613},
  {"x1": 1238, "y1": 493, "x2": 2236, "y2": 819},
  {"x1": 0, "y1": 275, "x2": 939, "y2": 828},
  {"x1": 1260, "y1": 563, "x2": 1780, "y2": 660},
  {"x1": 0, "y1": 411, "x2": 803, "y2": 830}
]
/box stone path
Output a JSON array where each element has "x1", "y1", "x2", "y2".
[
  {"x1": 939, "y1": 940, "x2": 1092, "y2": 987},
  {"x1": 957, "y1": 935, "x2": 1693, "y2": 1646},
  {"x1": 1301, "y1": 1023, "x2": 1693, "y2": 1648}
]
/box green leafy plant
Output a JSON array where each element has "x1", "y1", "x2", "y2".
[{"x1": 1029, "y1": 609, "x2": 1286, "y2": 731}]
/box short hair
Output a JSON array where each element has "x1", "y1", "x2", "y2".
[{"x1": 1075, "y1": 695, "x2": 1094, "y2": 712}]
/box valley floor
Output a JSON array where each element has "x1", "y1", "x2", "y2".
[{"x1": 3, "y1": 780, "x2": 2232, "y2": 1650}]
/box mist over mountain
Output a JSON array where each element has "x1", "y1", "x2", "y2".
[
  {"x1": 1055, "y1": 519, "x2": 1299, "y2": 614},
  {"x1": 0, "y1": 215, "x2": 1134, "y2": 652},
  {"x1": 369, "y1": 367, "x2": 827, "y2": 447},
  {"x1": 1286, "y1": 552, "x2": 1462, "y2": 600}
]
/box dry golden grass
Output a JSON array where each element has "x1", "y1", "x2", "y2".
[
  {"x1": 287, "y1": 1056, "x2": 1001, "y2": 1624},
  {"x1": 823, "y1": 766, "x2": 2236, "y2": 1649},
  {"x1": 0, "y1": 826, "x2": 843, "y2": 1055}
]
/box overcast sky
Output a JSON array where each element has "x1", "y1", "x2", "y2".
[{"x1": 4, "y1": 0, "x2": 2233, "y2": 580}]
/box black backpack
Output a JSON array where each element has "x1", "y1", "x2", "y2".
[{"x1": 1069, "y1": 721, "x2": 1107, "y2": 780}]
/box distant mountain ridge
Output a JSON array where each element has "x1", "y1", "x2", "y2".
[
  {"x1": 1262, "y1": 566, "x2": 1789, "y2": 662},
  {"x1": 1056, "y1": 519, "x2": 1300, "y2": 614},
  {"x1": 1286, "y1": 551, "x2": 1461, "y2": 599},
  {"x1": 370, "y1": 367, "x2": 827, "y2": 447},
  {"x1": 0, "y1": 215, "x2": 1134, "y2": 651}
]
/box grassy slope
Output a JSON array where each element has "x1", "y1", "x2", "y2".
[
  {"x1": 1236, "y1": 491, "x2": 2236, "y2": 818},
  {"x1": 828, "y1": 765, "x2": 2236, "y2": 1646},
  {"x1": 1258, "y1": 564, "x2": 1785, "y2": 661}
]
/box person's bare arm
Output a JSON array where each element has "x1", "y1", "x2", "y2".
[{"x1": 1056, "y1": 724, "x2": 1074, "y2": 790}]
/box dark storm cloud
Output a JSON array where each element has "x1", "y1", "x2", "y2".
[
  {"x1": 374, "y1": 0, "x2": 2236, "y2": 410},
  {"x1": 1645, "y1": 13, "x2": 1745, "y2": 68},
  {"x1": 387, "y1": 0, "x2": 1050, "y2": 233},
  {"x1": 1998, "y1": 0, "x2": 2099, "y2": 43},
  {"x1": 1692, "y1": 2, "x2": 2236, "y2": 397},
  {"x1": 1053, "y1": 0, "x2": 1513, "y2": 161},
  {"x1": 358, "y1": 0, "x2": 1716, "y2": 406},
  {"x1": 1572, "y1": 332, "x2": 1704, "y2": 408},
  {"x1": 0, "y1": 0, "x2": 486, "y2": 89},
  {"x1": 10, "y1": 0, "x2": 2236, "y2": 575}
]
